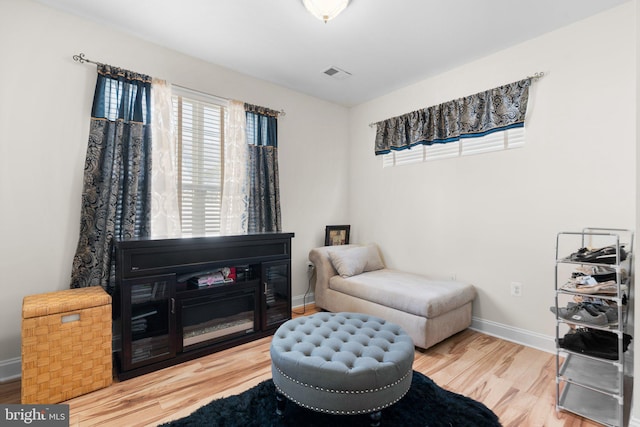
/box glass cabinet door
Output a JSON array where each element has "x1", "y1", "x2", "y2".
[
  {"x1": 122, "y1": 274, "x2": 176, "y2": 370},
  {"x1": 261, "y1": 260, "x2": 291, "y2": 329}
]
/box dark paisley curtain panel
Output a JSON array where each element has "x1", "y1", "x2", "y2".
[
  {"x1": 245, "y1": 104, "x2": 281, "y2": 233},
  {"x1": 71, "y1": 64, "x2": 152, "y2": 292},
  {"x1": 374, "y1": 78, "x2": 531, "y2": 155}
]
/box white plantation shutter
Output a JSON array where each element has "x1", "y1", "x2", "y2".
[
  {"x1": 381, "y1": 152, "x2": 394, "y2": 168},
  {"x1": 461, "y1": 132, "x2": 504, "y2": 156},
  {"x1": 382, "y1": 146, "x2": 423, "y2": 167},
  {"x1": 382, "y1": 127, "x2": 524, "y2": 168},
  {"x1": 462, "y1": 127, "x2": 525, "y2": 156},
  {"x1": 426, "y1": 141, "x2": 460, "y2": 160},
  {"x1": 505, "y1": 127, "x2": 525, "y2": 148},
  {"x1": 172, "y1": 88, "x2": 227, "y2": 236},
  {"x1": 395, "y1": 148, "x2": 423, "y2": 166}
]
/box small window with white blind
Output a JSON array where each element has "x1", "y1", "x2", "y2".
[
  {"x1": 382, "y1": 127, "x2": 525, "y2": 168},
  {"x1": 172, "y1": 88, "x2": 228, "y2": 236}
]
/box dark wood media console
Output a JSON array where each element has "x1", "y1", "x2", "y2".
[{"x1": 113, "y1": 232, "x2": 294, "y2": 380}]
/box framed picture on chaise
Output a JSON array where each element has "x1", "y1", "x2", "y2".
[{"x1": 325, "y1": 225, "x2": 350, "y2": 246}]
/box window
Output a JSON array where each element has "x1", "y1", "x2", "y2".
[
  {"x1": 382, "y1": 127, "x2": 525, "y2": 168},
  {"x1": 172, "y1": 88, "x2": 227, "y2": 236}
]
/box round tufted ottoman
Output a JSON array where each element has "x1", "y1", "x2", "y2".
[{"x1": 270, "y1": 312, "x2": 414, "y2": 426}]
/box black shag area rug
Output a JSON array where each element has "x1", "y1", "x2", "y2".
[{"x1": 160, "y1": 371, "x2": 501, "y2": 427}]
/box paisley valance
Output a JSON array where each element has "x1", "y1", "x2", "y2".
[
  {"x1": 245, "y1": 103, "x2": 281, "y2": 118},
  {"x1": 374, "y1": 78, "x2": 532, "y2": 155}
]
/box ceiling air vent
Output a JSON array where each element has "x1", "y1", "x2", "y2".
[{"x1": 322, "y1": 66, "x2": 352, "y2": 80}]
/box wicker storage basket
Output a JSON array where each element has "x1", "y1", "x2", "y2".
[{"x1": 21, "y1": 287, "x2": 112, "y2": 404}]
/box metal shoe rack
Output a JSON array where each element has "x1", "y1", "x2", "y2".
[{"x1": 554, "y1": 228, "x2": 634, "y2": 427}]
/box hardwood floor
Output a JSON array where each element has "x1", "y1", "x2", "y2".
[{"x1": 0, "y1": 307, "x2": 601, "y2": 427}]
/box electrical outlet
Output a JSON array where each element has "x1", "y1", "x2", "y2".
[{"x1": 510, "y1": 282, "x2": 522, "y2": 297}]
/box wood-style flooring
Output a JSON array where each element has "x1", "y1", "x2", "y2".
[{"x1": 0, "y1": 306, "x2": 601, "y2": 426}]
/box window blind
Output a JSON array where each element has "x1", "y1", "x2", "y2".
[
  {"x1": 382, "y1": 127, "x2": 525, "y2": 168},
  {"x1": 172, "y1": 89, "x2": 226, "y2": 236}
]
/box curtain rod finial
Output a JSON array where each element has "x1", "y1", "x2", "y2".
[
  {"x1": 530, "y1": 71, "x2": 545, "y2": 81},
  {"x1": 73, "y1": 53, "x2": 88, "y2": 64}
]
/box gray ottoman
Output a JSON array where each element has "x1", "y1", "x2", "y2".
[{"x1": 270, "y1": 312, "x2": 414, "y2": 426}]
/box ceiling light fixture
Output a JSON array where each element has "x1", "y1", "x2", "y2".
[{"x1": 302, "y1": 0, "x2": 350, "y2": 23}]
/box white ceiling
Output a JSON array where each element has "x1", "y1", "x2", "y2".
[{"x1": 37, "y1": 0, "x2": 629, "y2": 106}]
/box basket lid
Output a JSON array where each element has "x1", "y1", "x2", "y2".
[{"x1": 23, "y1": 287, "x2": 111, "y2": 319}]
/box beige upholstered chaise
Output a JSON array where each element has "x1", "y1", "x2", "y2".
[{"x1": 309, "y1": 244, "x2": 476, "y2": 349}]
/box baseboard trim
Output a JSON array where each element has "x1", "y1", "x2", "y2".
[
  {"x1": 292, "y1": 292, "x2": 314, "y2": 311},
  {"x1": 470, "y1": 316, "x2": 556, "y2": 354},
  {"x1": 0, "y1": 357, "x2": 21, "y2": 383}
]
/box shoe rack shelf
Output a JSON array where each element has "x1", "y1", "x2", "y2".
[{"x1": 554, "y1": 228, "x2": 634, "y2": 427}]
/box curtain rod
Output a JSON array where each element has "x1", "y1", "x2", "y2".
[
  {"x1": 72, "y1": 53, "x2": 286, "y2": 117},
  {"x1": 367, "y1": 71, "x2": 545, "y2": 128}
]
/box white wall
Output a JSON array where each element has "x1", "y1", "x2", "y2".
[
  {"x1": 0, "y1": 0, "x2": 350, "y2": 371},
  {"x1": 349, "y1": 4, "x2": 636, "y2": 340}
]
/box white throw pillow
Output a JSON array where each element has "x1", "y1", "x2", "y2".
[
  {"x1": 362, "y1": 244, "x2": 385, "y2": 272},
  {"x1": 328, "y1": 244, "x2": 384, "y2": 277}
]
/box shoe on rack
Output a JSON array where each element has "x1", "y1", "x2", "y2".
[
  {"x1": 574, "y1": 265, "x2": 626, "y2": 283},
  {"x1": 591, "y1": 271, "x2": 618, "y2": 283},
  {"x1": 575, "y1": 281, "x2": 625, "y2": 295},
  {"x1": 569, "y1": 245, "x2": 627, "y2": 264},
  {"x1": 558, "y1": 329, "x2": 632, "y2": 360},
  {"x1": 560, "y1": 280, "x2": 627, "y2": 296},
  {"x1": 549, "y1": 304, "x2": 608, "y2": 326},
  {"x1": 585, "y1": 303, "x2": 619, "y2": 325},
  {"x1": 589, "y1": 283, "x2": 627, "y2": 295}
]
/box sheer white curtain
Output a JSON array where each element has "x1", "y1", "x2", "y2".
[
  {"x1": 150, "y1": 78, "x2": 181, "y2": 238},
  {"x1": 220, "y1": 100, "x2": 249, "y2": 235}
]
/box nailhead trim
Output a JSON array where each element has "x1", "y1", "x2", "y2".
[
  {"x1": 274, "y1": 375, "x2": 411, "y2": 415},
  {"x1": 275, "y1": 366, "x2": 411, "y2": 395}
]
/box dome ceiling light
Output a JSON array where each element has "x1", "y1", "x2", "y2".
[{"x1": 302, "y1": 0, "x2": 351, "y2": 23}]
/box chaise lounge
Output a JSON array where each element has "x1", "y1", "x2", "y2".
[{"x1": 309, "y1": 243, "x2": 477, "y2": 349}]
